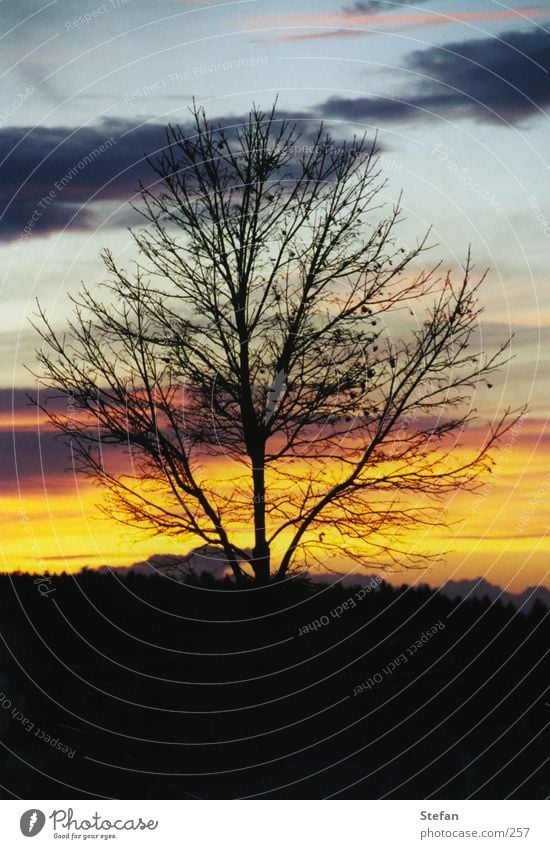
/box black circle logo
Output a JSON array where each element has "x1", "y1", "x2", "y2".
[{"x1": 20, "y1": 810, "x2": 46, "y2": 837}]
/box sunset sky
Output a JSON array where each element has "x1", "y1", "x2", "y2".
[{"x1": 1, "y1": 0, "x2": 549, "y2": 592}]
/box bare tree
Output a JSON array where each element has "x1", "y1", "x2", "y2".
[{"x1": 32, "y1": 101, "x2": 521, "y2": 586}]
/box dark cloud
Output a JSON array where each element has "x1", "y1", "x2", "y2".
[
  {"x1": 0, "y1": 112, "x2": 382, "y2": 242},
  {"x1": 344, "y1": 0, "x2": 431, "y2": 11},
  {"x1": 0, "y1": 388, "x2": 36, "y2": 416},
  {"x1": 321, "y1": 27, "x2": 550, "y2": 126},
  {"x1": 0, "y1": 427, "x2": 75, "y2": 492},
  {"x1": 0, "y1": 390, "x2": 126, "y2": 492},
  {"x1": 0, "y1": 391, "x2": 76, "y2": 491},
  {"x1": 322, "y1": 95, "x2": 418, "y2": 124},
  {"x1": 0, "y1": 120, "x2": 167, "y2": 242}
]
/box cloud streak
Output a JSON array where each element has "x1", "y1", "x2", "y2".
[{"x1": 246, "y1": 6, "x2": 550, "y2": 42}]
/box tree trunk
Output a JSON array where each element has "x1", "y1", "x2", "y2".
[
  {"x1": 251, "y1": 459, "x2": 270, "y2": 584},
  {"x1": 252, "y1": 541, "x2": 270, "y2": 585}
]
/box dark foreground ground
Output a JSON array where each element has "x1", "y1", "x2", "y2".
[{"x1": 0, "y1": 570, "x2": 548, "y2": 799}]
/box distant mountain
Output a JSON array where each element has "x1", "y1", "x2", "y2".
[
  {"x1": 96, "y1": 552, "x2": 550, "y2": 611},
  {"x1": 96, "y1": 547, "x2": 237, "y2": 579},
  {"x1": 437, "y1": 577, "x2": 550, "y2": 612},
  {"x1": 318, "y1": 572, "x2": 550, "y2": 611}
]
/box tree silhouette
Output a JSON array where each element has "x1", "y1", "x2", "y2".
[{"x1": 32, "y1": 101, "x2": 521, "y2": 585}]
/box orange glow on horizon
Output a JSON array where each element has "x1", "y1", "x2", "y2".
[{"x1": 1, "y1": 414, "x2": 549, "y2": 593}]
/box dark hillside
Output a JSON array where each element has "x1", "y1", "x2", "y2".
[{"x1": 0, "y1": 571, "x2": 548, "y2": 799}]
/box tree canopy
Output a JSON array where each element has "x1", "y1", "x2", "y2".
[{"x1": 32, "y1": 101, "x2": 521, "y2": 585}]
